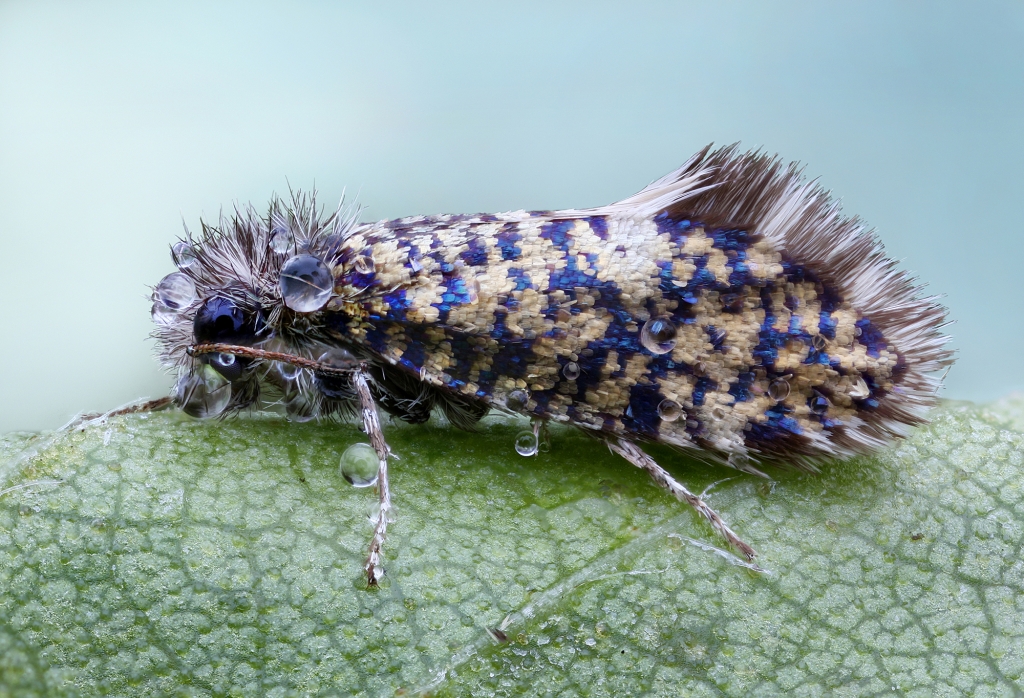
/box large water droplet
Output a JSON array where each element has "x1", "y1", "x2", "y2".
[
  {"x1": 171, "y1": 242, "x2": 198, "y2": 270},
  {"x1": 768, "y1": 378, "x2": 790, "y2": 402},
  {"x1": 155, "y1": 272, "x2": 196, "y2": 311},
  {"x1": 279, "y1": 254, "x2": 334, "y2": 312},
  {"x1": 657, "y1": 399, "x2": 682, "y2": 422},
  {"x1": 640, "y1": 317, "x2": 677, "y2": 355},
  {"x1": 562, "y1": 362, "x2": 580, "y2": 380},
  {"x1": 175, "y1": 365, "x2": 231, "y2": 418},
  {"x1": 340, "y1": 443, "x2": 379, "y2": 487},
  {"x1": 269, "y1": 226, "x2": 294, "y2": 254},
  {"x1": 515, "y1": 430, "x2": 539, "y2": 457}
]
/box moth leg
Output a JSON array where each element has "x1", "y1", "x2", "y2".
[
  {"x1": 607, "y1": 437, "x2": 757, "y2": 561},
  {"x1": 352, "y1": 367, "x2": 394, "y2": 586},
  {"x1": 70, "y1": 396, "x2": 175, "y2": 430}
]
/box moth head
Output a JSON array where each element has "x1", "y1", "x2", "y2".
[{"x1": 150, "y1": 192, "x2": 362, "y2": 420}]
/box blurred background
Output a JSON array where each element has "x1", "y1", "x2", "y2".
[{"x1": 1, "y1": 1, "x2": 1021, "y2": 433}]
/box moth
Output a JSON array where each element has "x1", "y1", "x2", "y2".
[{"x1": 150, "y1": 146, "x2": 952, "y2": 584}]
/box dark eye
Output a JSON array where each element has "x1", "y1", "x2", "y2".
[
  {"x1": 193, "y1": 297, "x2": 261, "y2": 344},
  {"x1": 193, "y1": 297, "x2": 264, "y2": 379}
]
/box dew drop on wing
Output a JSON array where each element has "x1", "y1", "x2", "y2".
[
  {"x1": 768, "y1": 378, "x2": 791, "y2": 402},
  {"x1": 354, "y1": 254, "x2": 375, "y2": 275},
  {"x1": 562, "y1": 362, "x2": 581, "y2": 380},
  {"x1": 657, "y1": 399, "x2": 682, "y2": 422},
  {"x1": 640, "y1": 317, "x2": 677, "y2": 355}
]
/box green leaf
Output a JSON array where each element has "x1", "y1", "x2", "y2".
[{"x1": 2, "y1": 402, "x2": 1023, "y2": 696}]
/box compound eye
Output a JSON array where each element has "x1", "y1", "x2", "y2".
[
  {"x1": 193, "y1": 297, "x2": 264, "y2": 380},
  {"x1": 193, "y1": 297, "x2": 259, "y2": 344}
]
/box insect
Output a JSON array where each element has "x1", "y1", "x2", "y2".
[{"x1": 150, "y1": 145, "x2": 952, "y2": 585}]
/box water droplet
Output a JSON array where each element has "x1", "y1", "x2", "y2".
[
  {"x1": 768, "y1": 378, "x2": 790, "y2": 402},
  {"x1": 640, "y1": 317, "x2": 677, "y2": 355},
  {"x1": 171, "y1": 242, "x2": 198, "y2": 270},
  {"x1": 317, "y1": 347, "x2": 357, "y2": 372},
  {"x1": 340, "y1": 443, "x2": 379, "y2": 487},
  {"x1": 811, "y1": 334, "x2": 827, "y2": 351},
  {"x1": 562, "y1": 362, "x2": 580, "y2": 380},
  {"x1": 284, "y1": 392, "x2": 317, "y2": 423},
  {"x1": 175, "y1": 365, "x2": 231, "y2": 418},
  {"x1": 854, "y1": 326, "x2": 863, "y2": 337},
  {"x1": 692, "y1": 360, "x2": 707, "y2": 377},
  {"x1": 849, "y1": 377, "x2": 870, "y2": 400},
  {"x1": 18, "y1": 504, "x2": 32, "y2": 516},
  {"x1": 657, "y1": 399, "x2": 682, "y2": 422},
  {"x1": 515, "y1": 430, "x2": 539, "y2": 457},
  {"x1": 212, "y1": 352, "x2": 236, "y2": 369},
  {"x1": 810, "y1": 392, "x2": 831, "y2": 415},
  {"x1": 107, "y1": 462, "x2": 122, "y2": 472},
  {"x1": 155, "y1": 272, "x2": 196, "y2": 311},
  {"x1": 506, "y1": 389, "x2": 530, "y2": 412},
  {"x1": 275, "y1": 360, "x2": 302, "y2": 381},
  {"x1": 269, "y1": 226, "x2": 293, "y2": 254},
  {"x1": 151, "y1": 300, "x2": 178, "y2": 325},
  {"x1": 538, "y1": 427, "x2": 551, "y2": 453},
  {"x1": 354, "y1": 254, "x2": 375, "y2": 275},
  {"x1": 279, "y1": 254, "x2": 334, "y2": 312}
]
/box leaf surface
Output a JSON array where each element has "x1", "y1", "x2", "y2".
[{"x1": 1, "y1": 403, "x2": 1023, "y2": 696}]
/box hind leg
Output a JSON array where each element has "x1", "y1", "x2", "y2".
[{"x1": 607, "y1": 437, "x2": 758, "y2": 562}]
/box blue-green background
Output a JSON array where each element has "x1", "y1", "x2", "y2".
[{"x1": 1, "y1": 1, "x2": 1021, "y2": 433}]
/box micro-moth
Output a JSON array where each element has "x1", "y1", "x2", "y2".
[{"x1": 150, "y1": 146, "x2": 952, "y2": 584}]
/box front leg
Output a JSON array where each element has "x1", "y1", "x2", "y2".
[
  {"x1": 352, "y1": 366, "x2": 394, "y2": 586},
  {"x1": 607, "y1": 437, "x2": 758, "y2": 563}
]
